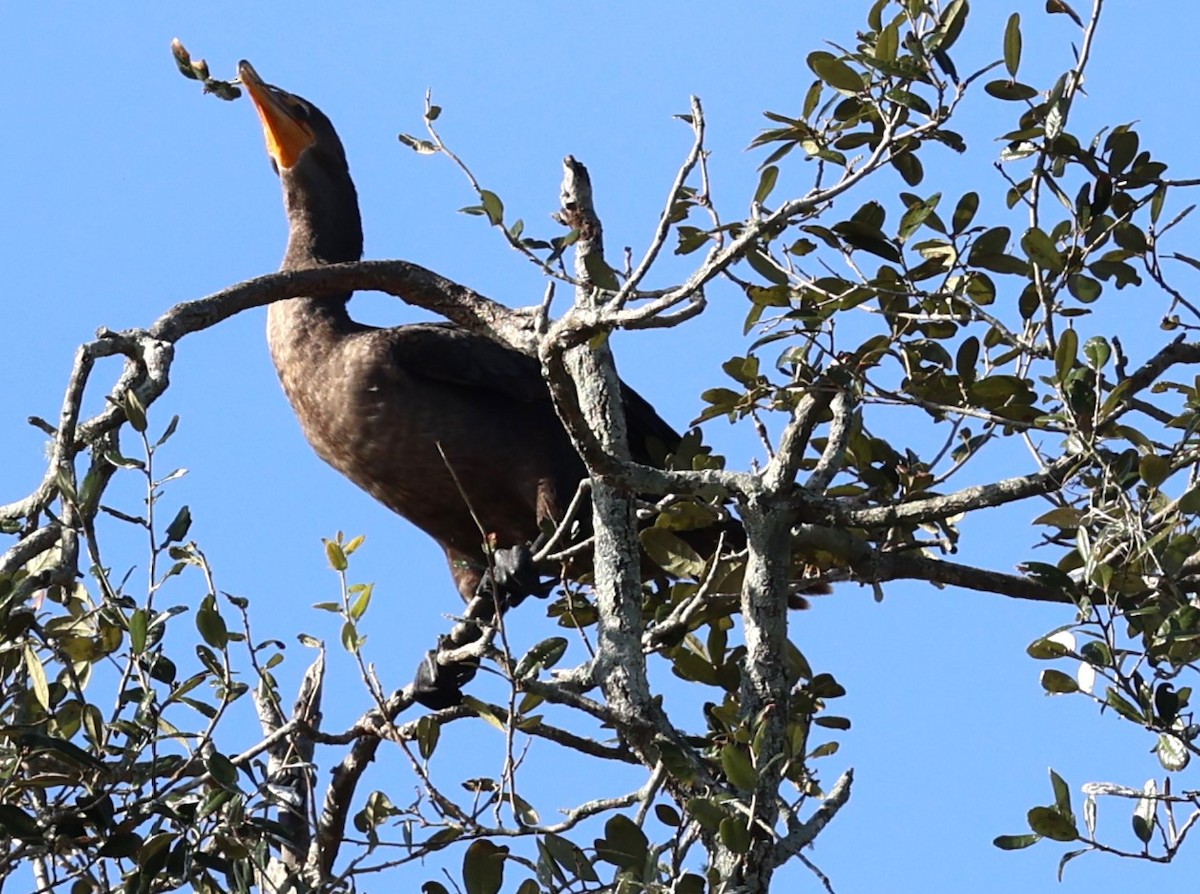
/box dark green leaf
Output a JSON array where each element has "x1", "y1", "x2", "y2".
[
  {"x1": 936, "y1": 0, "x2": 970, "y2": 51},
  {"x1": 205, "y1": 751, "x2": 239, "y2": 788},
  {"x1": 952, "y1": 192, "x2": 979, "y2": 233},
  {"x1": 985, "y1": 80, "x2": 1039, "y2": 101},
  {"x1": 720, "y1": 743, "x2": 758, "y2": 790},
  {"x1": 1027, "y1": 636, "x2": 1072, "y2": 659},
  {"x1": 1003, "y1": 13, "x2": 1022, "y2": 78},
  {"x1": 876, "y1": 20, "x2": 900, "y2": 62},
  {"x1": 993, "y1": 833, "x2": 1040, "y2": 850},
  {"x1": 719, "y1": 816, "x2": 751, "y2": 854},
  {"x1": 807, "y1": 51, "x2": 863, "y2": 92},
  {"x1": 514, "y1": 637, "x2": 569, "y2": 678},
  {"x1": 1105, "y1": 687, "x2": 1146, "y2": 723},
  {"x1": 130, "y1": 608, "x2": 148, "y2": 654},
  {"x1": 196, "y1": 605, "x2": 228, "y2": 650},
  {"x1": 956, "y1": 336, "x2": 980, "y2": 385},
  {"x1": 1027, "y1": 806, "x2": 1078, "y2": 841},
  {"x1": 1022, "y1": 227, "x2": 1064, "y2": 272},
  {"x1": 1049, "y1": 769, "x2": 1073, "y2": 819},
  {"x1": 463, "y1": 840, "x2": 509, "y2": 894},
  {"x1": 1139, "y1": 453, "x2": 1170, "y2": 488},
  {"x1": 0, "y1": 803, "x2": 42, "y2": 842},
  {"x1": 1054, "y1": 328, "x2": 1077, "y2": 382},
  {"x1": 595, "y1": 814, "x2": 649, "y2": 870},
  {"x1": 744, "y1": 246, "x2": 789, "y2": 285},
  {"x1": 640, "y1": 527, "x2": 707, "y2": 579},
  {"x1": 1040, "y1": 669, "x2": 1079, "y2": 694},
  {"x1": 754, "y1": 165, "x2": 779, "y2": 205},
  {"x1": 1066, "y1": 273, "x2": 1101, "y2": 303},
  {"x1": 1082, "y1": 336, "x2": 1110, "y2": 369},
  {"x1": 655, "y1": 804, "x2": 681, "y2": 827},
  {"x1": 165, "y1": 505, "x2": 192, "y2": 544}
]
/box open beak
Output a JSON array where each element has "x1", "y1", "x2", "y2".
[{"x1": 238, "y1": 60, "x2": 314, "y2": 169}]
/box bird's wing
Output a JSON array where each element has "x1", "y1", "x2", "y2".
[
  {"x1": 381, "y1": 321, "x2": 683, "y2": 459},
  {"x1": 380, "y1": 322, "x2": 552, "y2": 403}
]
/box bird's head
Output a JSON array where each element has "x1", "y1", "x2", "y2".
[{"x1": 239, "y1": 60, "x2": 363, "y2": 267}]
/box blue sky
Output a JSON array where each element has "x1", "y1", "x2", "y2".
[{"x1": 4, "y1": 2, "x2": 1200, "y2": 891}]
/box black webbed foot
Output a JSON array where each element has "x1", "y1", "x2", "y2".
[
  {"x1": 477, "y1": 542, "x2": 555, "y2": 609},
  {"x1": 413, "y1": 541, "x2": 554, "y2": 710},
  {"x1": 411, "y1": 641, "x2": 480, "y2": 710}
]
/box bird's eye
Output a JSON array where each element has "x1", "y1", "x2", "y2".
[{"x1": 289, "y1": 99, "x2": 311, "y2": 121}]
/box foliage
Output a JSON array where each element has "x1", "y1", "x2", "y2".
[{"x1": 6, "y1": 1, "x2": 1200, "y2": 891}]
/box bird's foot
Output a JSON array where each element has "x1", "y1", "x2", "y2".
[
  {"x1": 477, "y1": 542, "x2": 554, "y2": 610},
  {"x1": 411, "y1": 640, "x2": 480, "y2": 710}
]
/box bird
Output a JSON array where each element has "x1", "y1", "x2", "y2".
[{"x1": 238, "y1": 61, "x2": 702, "y2": 604}]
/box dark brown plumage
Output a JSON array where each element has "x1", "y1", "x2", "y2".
[{"x1": 239, "y1": 61, "x2": 684, "y2": 602}]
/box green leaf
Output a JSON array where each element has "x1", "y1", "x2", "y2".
[
  {"x1": 1027, "y1": 806, "x2": 1079, "y2": 842},
  {"x1": 24, "y1": 646, "x2": 50, "y2": 710},
  {"x1": 0, "y1": 803, "x2": 42, "y2": 842},
  {"x1": 479, "y1": 190, "x2": 504, "y2": 226},
  {"x1": 955, "y1": 336, "x2": 980, "y2": 385},
  {"x1": 205, "y1": 751, "x2": 239, "y2": 788},
  {"x1": 1021, "y1": 226, "x2": 1064, "y2": 272},
  {"x1": 985, "y1": 80, "x2": 1039, "y2": 101},
  {"x1": 1049, "y1": 769, "x2": 1073, "y2": 819},
  {"x1": 655, "y1": 804, "x2": 681, "y2": 827},
  {"x1": 349, "y1": 582, "x2": 373, "y2": 621},
  {"x1": 754, "y1": 165, "x2": 779, "y2": 205},
  {"x1": 1054, "y1": 328, "x2": 1077, "y2": 383},
  {"x1": 1156, "y1": 734, "x2": 1189, "y2": 771},
  {"x1": 876, "y1": 20, "x2": 900, "y2": 62},
  {"x1": 1083, "y1": 336, "x2": 1110, "y2": 370},
  {"x1": 130, "y1": 608, "x2": 148, "y2": 654},
  {"x1": 124, "y1": 391, "x2": 148, "y2": 433},
  {"x1": 324, "y1": 539, "x2": 348, "y2": 572},
  {"x1": 898, "y1": 193, "x2": 941, "y2": 240},
  {"x1": 1133, "y1": 780, "x2": 1156, "y2": 844},
  {"x1": 1003, "y1": 13, "x2": 1022, "y2": 78},
  {"x1": 1105, "y1": 687, "x2": 1146, "y2": 723},
  {"x1": 994, "y1": 832, "x2": 1040, "y2": 850},
  {"x1": 719, "y1": 816, "x2": 752, "y2": 854},
  {"x1": 542, "y1": 832, "x2": 599, "y2": 882},
  {"x1": 1040, "y1": 669, "x2": 1079, "y2": 694},
  {"x1": 1106, "y1": 129, "x2": 1139, "y2": 175},
  {"x1": 640, "y1": 527, "x2": 707, "y2": 579},
  {"x1": 744, "y1": 246, "x2": 789, "y2": 285},
  {"x1": 398, "y1": 133, "x2": 438, "y2": 154},
  {"x1": 196, "y1": 604, "x2": 228, "y2": 650},
  {"x1": 806, "y1": 51, "x2": 863, "y2": 92},
  {"x1": 720, "y1": 743, "x2": 758, "y2": 790},
  {"x1": 155, "y1": 415, "x2": 181, "y2": 447},
  {"x1": 952, "y1": 191, "x2": 979, "y2": 233},
  {"x1": 165, "y1": 505, "x2": 192, "y2": 544},
  {"x1": 1031, "y1": 507, "x2": 1082, "y2": 530},
  {"x1": 463, "y1": 840, "x2": 508, "y2": 894},
  {"x1": 514, "y1": 637, "x2": 569, "y2": 678},
  {"x1": 1139, "y1": 453, "x2": 1170, "y2": 488},
  {"x1": 595, "y1": 814, "x2": 649, "y2": 870}
]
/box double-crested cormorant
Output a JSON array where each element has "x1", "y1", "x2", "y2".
[{"x1": 239, "y1": 61, "x2": 687, "y2": 604}]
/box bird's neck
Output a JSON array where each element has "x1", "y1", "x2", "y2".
[
  {"x1": 279, "y1": 168, "x2": 364, "y2": 273},
  {"x1": 270, "y1": 170, "x2": 365, "y2": 352}
]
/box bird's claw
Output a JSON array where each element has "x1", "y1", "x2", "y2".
[
  {"x1": 411, "y1": 642, "x2": 480, "y2": 710},
  {"x1": 477, "y1": 542, "x2": 554, "y2": 609}
]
